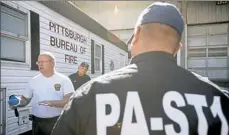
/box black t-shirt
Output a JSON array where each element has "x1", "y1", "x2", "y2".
[
  {"x1": 68, "y1": 72, "x2": 91, "y2": 90},
  {"x1": 52, "y1": 52, "x2": 229, "y2": 135}
]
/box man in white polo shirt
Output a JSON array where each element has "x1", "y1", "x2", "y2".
[{"x1": 8, "y1": 51, "x2": 74, "y2": 135}]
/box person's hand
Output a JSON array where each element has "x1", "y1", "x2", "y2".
[
  {"x1": 9, "y1": 105, "x2": 18, "y2": 110},
  {"x1": 39, "y1": 100, "x2": 54, "y2": 107},
  {"x1": 8, "y1": 95, "x2": 20, "y2": 106}
]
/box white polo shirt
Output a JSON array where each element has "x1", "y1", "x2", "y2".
[{"x1": 24, "y1": 72, "x2": 74, "y2": 118}]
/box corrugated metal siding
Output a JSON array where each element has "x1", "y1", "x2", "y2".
[{"x1": 187, "y1": 1, "x2": 229, "y2": 24}]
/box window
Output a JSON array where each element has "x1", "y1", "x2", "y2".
[
  {"x1": 208, "y1": 47, "x2": 228, "y2": 57},
  {"x1": 188, "y1": 48, "x2": 207, "y2": 57},
  {"x1": 187, "y1": 24, "x2": 228, "y2": 59},
  {"x1": 94, "y1": 44, "x2": 102, "y2": 72},
  {"x1": 1, "y1": 3, "x2": 28, "y2": 62},
  {"x1": 188, "y1": 47, "x2": 228, "y2": 58}
]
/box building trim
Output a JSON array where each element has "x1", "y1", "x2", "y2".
[
  {"x1": 110, "y1": 28, "x2": 134, "y2": 31},
  {"x1": 187, "y1": 21, "x2": 229, "y2": 26}
]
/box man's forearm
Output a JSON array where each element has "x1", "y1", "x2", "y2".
[
  {"x1": 17, "y1": 96, "x2": 31, "y2": 107},
  {"x1": 51, "y1": 99, "x2": 68, "y2": 108},
  {"x1": 51, "y1": 93, "x2": 73, "y2": 107},
  {"x1": 39, "y1": 93, "x2": 73, "y2": 108}
]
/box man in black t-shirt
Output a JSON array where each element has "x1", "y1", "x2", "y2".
[{"x1": 68, "y1": 62, "x2": 91, "y2": 90}]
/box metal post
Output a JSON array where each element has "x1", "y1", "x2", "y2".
[
  {"x1": 0, "y1": 88, "x2": 6, "y2": 135},
  {"x1": 180, "y1": 0, "x2": 188, "y2": 69},
  {"x1": 185, "y1": 24, "x2": 188, "y2": 69},
  {"x1": 227, "y1": 22, "x2": 229, "y2": 82}
]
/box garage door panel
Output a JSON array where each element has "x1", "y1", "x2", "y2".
[
  {"x1": 208, "y1": 23, "x2": 228, "y2": 35},
  {"x1": 188, "y1": 26, "x2": 207, "y2": 36},
  {"x1": 207, "y1": 58, "x2": 228, "y2": 67},
  {"x1": 207, "y1": 69, "x2": 229, "y2": 80},
  {"x1": 189, "y1": 69, "x2": 229, "y2": 80},
  {"x1": 188, "y1": 58, "x2": 228, "y2": 68},
  {"x1": 187, "y1": 23, "x2": 229, "y2": 81},
  {"x1": 188, "y1": 48, "x2": 207, "y2": 57},
  {"x1": 188, "y1": 59, "x2": 206, "y2": 68},
  {"x1": 208, "y1": 47, "x2": 228, "y2": 57},
  {"x1": 188, "y1": 36, "x2": 206, "y2": 47},
  {"x1": 208, "y1": 34, "x2": 228, "y2": 45}
]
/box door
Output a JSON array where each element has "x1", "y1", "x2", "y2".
[{"x1": 187, "y1": 23, "x2": 229, "y2": 81}]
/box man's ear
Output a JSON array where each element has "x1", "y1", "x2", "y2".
[
  {"x1": 52, "y1": 60, "x2": 56, "y2": 68},
  {"x1": 131, "y1": 26, "x2": 141, "y2": 46},
  {"x1": 173, "y1": 42, "x2": 183, "y2": 57}
]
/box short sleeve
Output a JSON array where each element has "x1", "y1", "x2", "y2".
[
  {"x1": 63, "y1": 78, "x2": 75, "y2": 95},
  {"x1": 52, "y1": 80, "x2": 96, "y2": 135},
  {"x1": 23, "y1": 81, "x2": 33, "y2": 99}
]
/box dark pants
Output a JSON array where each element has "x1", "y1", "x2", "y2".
[{"x1": 31, "y1": 115, "x2": 59, "y2": 135}]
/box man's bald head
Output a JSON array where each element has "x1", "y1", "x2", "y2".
[
  {"x1": 140, "y1": 23, "x2": 181, "y2": 47},
  {"x1": 131, "y1": 23, "x2": 182, "y2": 57},
  {"x1": 128, "y1": 2, "x2": 184, "y2": 57}
]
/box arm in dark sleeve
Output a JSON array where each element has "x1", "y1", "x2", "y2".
[
  {"x1": 87, "y1": 75, "x2": 91, "y2": 81},
  {"x1": 51, "y1": 98, "x2": 80, "y2": 135},
  {"x1": 68, "y1": 74, "x2": 73, "y2": 81}
]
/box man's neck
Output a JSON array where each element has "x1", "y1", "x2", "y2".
[
  {"x1": 42, "y1": 71, "x2": 54, "y2": 77},
  {"x1": 134, "y1": 45, "x2": 174, "y2": 57},
  {"x1": 77, "y1": 71, "x2": 84, "y2": 77}
]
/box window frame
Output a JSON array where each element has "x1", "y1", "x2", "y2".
[
  {"x1": 1, "y1": 2, "x2": 31, "y2": 68},
  {"x1": 187, "y1": 23, "x2": 229, "y2": 59},
  {"x1": 94, "y1": 43, "x2": 102, "y2": 73}
]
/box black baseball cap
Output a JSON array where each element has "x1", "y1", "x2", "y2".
[
  {"x1": 80, "y1": 62, "x2": 89, "y2": 68},
  {"x1": 127, "y1": 2, "x2": 184, "y2": 45}
]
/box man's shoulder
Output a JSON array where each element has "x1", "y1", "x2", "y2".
[
  {"x1": 85, "y1": 74, "x2": 91, "y2": 79},
  {"x1": 189, "y1": 72, "x2": 229, "y2": 97},
  {"x1": 191, "y1": 72, "x2": 222, "y2": 90},
  {"x1": 54, "y1": 72, "x2": 71, "y2": 81},
  {"x1": 68, "y1": 73, "x2": 76, "y2": 78},
  {"x1": 29, "y1": 73, "x2": 46, "y2": 86},
  {"x1": 94, "y1": 64, "x2": 137, "y2": 83},
  {"x1": 29, "y1": 73, "x2": 42, "y2": 82},
  {"x1": 71, "y1": 65, "x2": 137, "y2": 97}
]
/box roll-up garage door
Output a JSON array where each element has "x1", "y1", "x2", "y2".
[{"x1": 187, "y1": 23, "x2": 229, "y2": 81}]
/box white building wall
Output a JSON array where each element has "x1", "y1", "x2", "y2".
[{"x1": 1, "y1": 1, "x2": 128, "y2": 135}]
